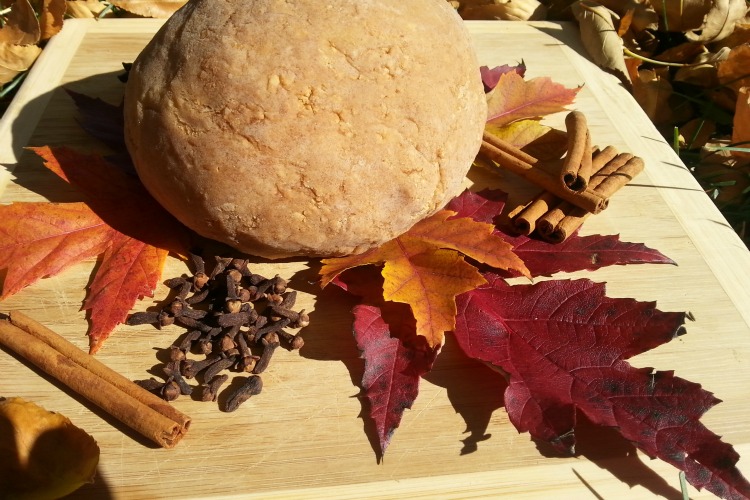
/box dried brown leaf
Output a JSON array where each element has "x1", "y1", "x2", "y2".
[
  {"x1": 656, "y1": 41, "x2": 707, "y2": 63},
  {"x1": 718, "y1": 43, "x2": 750, "y2": 92},
  {"x1": 712, "y1": 22, "x2": 750, "y2": 49},
  {"x1": 695, "y1": 147, "x2": 749, "y2": 203},
  {"x1": 647, "y1": 0, "x2": 712, "y2": 32},
  {"x1": 685, "y1": 0, "x2": 749, "y2": 43},
  {"x1": 597, "y1": 0, "x2": 659, "y2": 31},
  {"x1": 460, "y1": 0, "x2": 547, "y2": 20},
  {"x1": 632, "y1": 67, "x2": 677, "y2": 125},
  {"x1": 0, "y1": 41, "x2": 42, "y2": 85},
  {"x1": 108, "y1": 0, "x2": 186, "y2": 18},
  {"x1": 0, "y1": 0, "x2": 40, "y2": 45},
  {"x1": 679, "y1": 118, "x2": 717, "y2": 149},
  {"x1": 732, "y1": 87, "x2": 750, "y2": 159},
  {"x1": 572, "y1": 1, "x2": 630, "y2": 84},
  {"x1": 673, "y1": 47, "x2": 730, "y2": 87},
  {"x1": 38, "y1": 0, "x2": 67, "y2": 41}
]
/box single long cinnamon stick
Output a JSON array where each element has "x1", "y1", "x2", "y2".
[
  {"x1": 561, "y1": 111, "x2": 593, "y2": 193},
  {"x1": 0, "y1": 311, "x2": 190, "y2": 448},
  {"x1": 481, "y1": 132, "x2": 608, "y2": 213}
]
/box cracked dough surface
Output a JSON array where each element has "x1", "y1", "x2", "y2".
[{"x1": 124, "y1": 0, "x2": 487, "y2": 258}]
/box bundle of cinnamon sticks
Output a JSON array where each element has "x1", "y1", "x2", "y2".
[
  {"x1": 0, "y1": 311, "x2": 190, "y2": 448},
  {"x1": 480, "y1": 111, "x2": 644, "y2": 242}
]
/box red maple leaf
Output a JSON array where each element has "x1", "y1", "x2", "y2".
[
  {"x1": 353, "y1": 303, "x2": 439, "y2": 459},
  {"x1": 0, "y1": 146, "x2": 190, "y2": 352},
  {"x1": 330, "y1": 189, "x2": 750, "y2": 498},
  {"x1": 454, "y1": 274, "x2": 750, "y2": 499}
]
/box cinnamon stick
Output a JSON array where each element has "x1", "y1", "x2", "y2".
[
  {"x1": 538, "y1": 152, "x2": 643, "y2": 242},
  {"x1": 561, "y1": 111, "x2": 593, "y2": 193},
  {"x1": 592, "y1": 156, "x2": 645, "y2": 198},
  {"x1": 481, "y1": 132, "x2": 608, "y2": 214},
  {"x1": 0, "y1": 311, "x2": 190, "y2": 448},
  {"x1": 509, "y1": 191, "x2": 559, "y2": 235}
]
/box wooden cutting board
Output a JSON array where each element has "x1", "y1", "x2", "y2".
[{"x1": 1, "y1": 18, "x2": 749, "y2": 499}]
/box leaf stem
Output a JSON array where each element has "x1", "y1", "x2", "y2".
[
  {"x1": 623, "y1": 47, "x2": 704, "y2": 68},
  {"x1": 0, "y1": 72, "x2": 28, "y2": 99},
  {"x1": 679, "y1": 471, "x2": 688, "y2": 500}
]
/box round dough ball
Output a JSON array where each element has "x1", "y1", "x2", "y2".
[{"x1": 124, "y1": 0, "x2": 487, "y2": 259}]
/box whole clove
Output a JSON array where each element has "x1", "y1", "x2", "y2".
[
  {"x1": 126, "y1": 252, "x2": 310, "y2": 409},
  {"x1": 223, "y1": 375, "x2": 263, "y2": 412},
  {"x1": 201, "y1": 374, "x2": 229, "y2": 402},
  {"x1": 253, "y1": 332, "x2": 280, "y2": 374}
]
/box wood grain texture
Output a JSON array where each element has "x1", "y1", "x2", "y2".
[{"x1": 1, "y1": 19, "x2": 749, "y2": 499}]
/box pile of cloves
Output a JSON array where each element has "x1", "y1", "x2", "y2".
[{"x1": 128, "y1": 253, "x2": 308, "y2": 412}]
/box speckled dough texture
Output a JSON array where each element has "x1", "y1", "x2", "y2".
[{"x1": 124, "y1": 0, "x2": 487, "y2": 258}]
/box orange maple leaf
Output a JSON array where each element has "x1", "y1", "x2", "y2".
[
  {"x1": 320, "y1": 210, "x2": 529, "y2": 347},
  {"x1": 0, "y1": 146, "x2": 190, "y2": 353},
  {"x1": 486, "y1": 71, "x2": 580, "y2": 127}
]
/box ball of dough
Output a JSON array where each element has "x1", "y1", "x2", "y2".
[{"x1": 124, "y1": 0, "x2": 487, "y2": 259}]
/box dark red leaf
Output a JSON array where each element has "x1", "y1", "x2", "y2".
[
  {"x1": 480, "y1": 63, "x2": 527, "y2": 92},
  {"x1": 502, "y1": 232, "x2": 677, "y2": 276},
  {"x1": 454, "y1": 275, "x2": 750, "y2": 499},
  {"x1": 445, "y1": 188, "x2": 507, "y2": 225},
  {"x1": 66, "y1": 90, "x2": 133, "y2": 173},
  {"x1": 353, "y1": 303, "x2": 439, "y2": 458}
]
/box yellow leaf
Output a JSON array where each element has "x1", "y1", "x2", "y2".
[
  {"x1": 485, "y1": 120, "x2": 567, "y2": 161},
  {"x1": 0, "y1": 397, "x2": 99, "y2": 499},
  {"x1": 408, "y1": 210, "x2": 529, "y2": 277},
  {"x1": 381, "y1": 236, "x2": 486, "y2": 346},
  {"x1": 320, "y1": 209, "x2": 528, "y2": 346}
]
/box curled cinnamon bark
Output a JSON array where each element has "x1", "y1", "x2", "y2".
[
  {"x1": 0, "y1": 311, "x2": 190, "y2": 448},
  {"x1": 481, "y1": 131, "x2": 608, "y2": 214},
  {"x1": 537, "y1": 152, "x2": 645, "y2": 242},
  {"x1": 561, "y1": 111, "x2": 593, "y2": 193}
]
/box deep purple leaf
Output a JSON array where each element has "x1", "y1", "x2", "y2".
[
  {"x1": 454, "y1": 275, "x2": 750, "y2": 499},
  {"x1": 501, "y1": 232, "x2": 677, "y2": 276},
  {"x1": 353, "y1": 304, "x2": 439, "y2": 458}
]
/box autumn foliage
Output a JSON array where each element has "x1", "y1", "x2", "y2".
[
  {"x1": 0, "y1": 145, "x2": 189, "y2": 353},
  {"x1": 1, "y1": 4, "x2": 749, "y2": 494}
]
